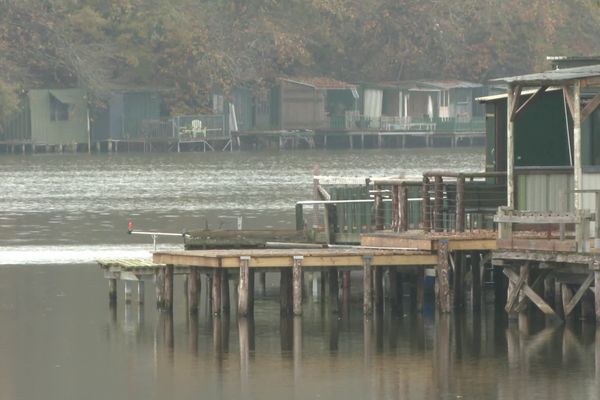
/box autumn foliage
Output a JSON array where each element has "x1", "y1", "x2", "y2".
[{"x1": 1, "y1": 0, "x2": 600, "y2": 116}]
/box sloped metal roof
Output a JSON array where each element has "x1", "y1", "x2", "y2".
[
  {"x1": 492, "y1": 64, "x2": 600, "y2": 85},
  {"x1": 280, "y1": 77, "x2": 356, "y2": 90}
]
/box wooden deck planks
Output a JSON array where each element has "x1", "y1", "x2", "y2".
[{"x1": 153, "y1": 248, "x2": 437, "y2": 268}]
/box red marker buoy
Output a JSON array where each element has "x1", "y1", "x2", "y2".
[{"x1": 127, "y1": 220, "x2": 134, "y2": 234}]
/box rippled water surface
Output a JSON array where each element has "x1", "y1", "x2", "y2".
[{"x1": 1, "y1": 149, "x2": 598, "y2": 400}]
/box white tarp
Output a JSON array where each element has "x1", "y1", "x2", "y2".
[{"x1": 363, "y1": 89, "x2": 383, "y2": 118}]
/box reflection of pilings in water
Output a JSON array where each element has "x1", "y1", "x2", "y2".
[
  {"x1": 433, "y1": 314, "x2": 451, "y2": 399},
  {"x1": 189, "y1": 312, "x2": 199, "y2": 355},
  {"x1": 239, "y1": 317, "x2": 251, "y2": 395},
  {"x1": 164, "y1": 310, "x2": 174, "y2": 355},
  {"x1": 278, "y1": 316, "x2": 291, "y2": 352},
  {"x1": 293, "y1": 317, "x2": 302, "y2": 387},
  {"x1": 329, "y1": 313, "x2": 339, "y2": 352},
  {"x1": 375, "y1": 313, "x2": 384, "y2": 353}
]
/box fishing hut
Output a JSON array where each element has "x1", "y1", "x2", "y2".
[{"x1": 481, "y1": 65, "x2": 600, "y2": 322}]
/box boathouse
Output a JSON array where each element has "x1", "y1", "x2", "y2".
[{"x1": 0, "y1": 88, "x2": 90, "y2": 148}]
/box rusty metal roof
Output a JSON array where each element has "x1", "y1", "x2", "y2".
[{"x1": 492, "y1": 64, "x2": 600, "y2": 85}]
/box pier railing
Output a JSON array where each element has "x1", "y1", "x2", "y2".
[
  {"x1": 332, "y1": 113, "x2": 485, "y2": 133},
  {"x1": 296, "y1": 171, "x2": 506, "y2": 244}
]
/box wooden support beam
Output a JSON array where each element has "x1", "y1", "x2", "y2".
[
  {"x1": 212, "y1": 268, "x2": 222, "y2": 316},
  {"x1": 437, "y1": 240, "x2": 451, "y2": 313},
  {"x1": 108, "y1": 278, "x2": 117, "y2": 306},
  {"x1": 416, "y1": 268, "x2": 425, "y2": 313},
  {"x1": 471, "y1": 252, "x2": 481, "y2": 311},
  {"x1": 563, "y1": 85, "x2": 576, "y2": 118},
  {"x1": 514, "y1": 269, "x2": 550, "y2": 313},
  {"x1": 155, "y1": 268, "x2": 165, "y2": 308},
  {"x1": 456, "y1": 176, "x2": 465, "y2": 232},
  {"x1": 187, "y1": 268, "x2": 198, "y2": 314},
  {"x1": 329, "y1": 267, "x2": 339, "y2": 313},
  {"x1": 137, "y1": 280, "x2": 145, "y2": 304},
  {"x1": 164, "y1": 265, "x2": 174, "y2": 311},
  {"x1": 422, "y1": 176, "x2": 431, "y2": 232},
  {"x1": 293, "y1": 256, "x2": 303, "y2": 316},
  {"x1": 581, "y1": 91, "x2": 600, "y2": 121},
  {"x1": 564, "y1": 272, "x2": 594, "y2": 317},
  {"x1": 503, "y1": 268, "x2": 557, "y2": 316},
  {"x1": 595, "y1": 271, "x2": 600, "y2": 322},
  {"x1": 433, "y1": 176, "x2": 443, "y2": 233},
  {"x1": 238, "y1": 256, "x2": 250, "y2": 317},
  {"x1": 363, "y1": 256, "x2": 373, "y2": 315},
  {"x1": 513, "y1": 86, "x2": 548, "y2": 119},
  {"x1": 374, "y1": 266, "x2": 383, "y2": 314},
  {"x1": 222, "y1": 269, "x2": 230, "y2": 315},
  {"x1": 280, "y1": 268, "x2": 293, "y2": 316},
  {"x1": 509, "y1": 85, "x2": 522, "y2": 122},
  {"x1": 388, "y1": 268, "x2": 399, "y2": 313},
  {"x1": 504, "y1": 267, "x2": 526, "y2": 313}
]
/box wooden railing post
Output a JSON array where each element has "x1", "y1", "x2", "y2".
[
  {"x1": 374, "y1": 184, "x2": 384, "y2": 231},
  {"x1": 434, "y1": 176, "x2": 443, "y2": 232},
  {"x1": 399, "y1": 183, "x2": 408, "y2": 232},
  {"x1": 422, "y1": 176, "x2": 431, "y2": 232},
  {"x1": 456, "y1": 175, "x2": 465, "y2": 232}
]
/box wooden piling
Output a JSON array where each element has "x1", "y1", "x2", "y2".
[
  {"x1": 456, "y1": 176, "x2": 465, "y2": 232},
  {"x1": 595, "y1": 271, "x2": 600, "y2": 322},
  {"x1": 433, "y1": 176, "x2": 443, "y2": 232},
  {"x1": 188, "y1": 268, "x2": 199, "y2": 314},
  {"x1": 108, "y1": 278, "x2": 117, "y2": 306},
  {"x1": 238, "y1": 256, "x2": 250, "y2": 317},
  {"x1": 222, "y1": 269, "x2": 230, "y2": 315},
  {"x1": 249, "y1": 269, "x2": 255, "y2": 314},
  {"x1": 471, "y1": 252, "x2": 482, "y2": 311},
  {"x1": 363, "y1": 256, "x2": 373, "y2": 315},
  {"x1": 124, "y1": 280, "x2": 133, "y2": 304},
  {"x1": 561, "y1": 284, "x2": 573, "y2": 318},
  {"x1": 437, "y1": 240, "x2": 451, "y2": 312},
  {"x1": 293, "y1": 256, "x2": 303, "y2": 316},
  {"x1": 155, "y1": 267, "x2": 165, "y2": 308},
  {"x1": 329, "y1": 267, "x2": 339, "y2": 313},
  {"x1": 259, "y1": 272, "x2": 267, "y2": 296},
  {"x1": 422, "y1": 176, "x2": 431, "y2": 232},
  {"x1": 518, "y1": 263, "x2": 529, "y2": 313},
  {"x1": 342, "y1": 271, "x2": 351, "y2": 316},
  {"x1": 212, "y1": 268, "x2": 222, "y2": 316},
  {"x1": 164, "y1": 265, "x2": 174, "y2": 311},
  {"x1": 374, "y1": 267, "x2": 383, "y2": 314},
  {"x1": 416, "y1": 268, "x2": 425, "y2": 312},
  {"x1": 137, "y1": 280, "x2": 145, "y2": 304},
  {"x1": 388, "y1": 269, "x2": 399, "y2": 313},
  {"x1": 280, "y1": 269, "x2": 293, "y2": 316}
]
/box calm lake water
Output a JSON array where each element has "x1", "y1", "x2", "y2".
[{"x1": 1, "y1": 149, "x2": 598, "y2": 400}]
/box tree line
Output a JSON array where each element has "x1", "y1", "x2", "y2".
[{"x1": 1, "y1": 0, "x2": 600, "y2": 123}]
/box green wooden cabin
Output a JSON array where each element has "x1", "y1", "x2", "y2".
[
  {"x1": 481, "y1": 65, "x2": 600, "y2": 214},
  {"x1": 24, "y1": 89, "x2": 89, "y2": 145}
]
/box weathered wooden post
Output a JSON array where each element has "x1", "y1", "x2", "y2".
[
  {"x1": 434, "y1": 176, "x2": 443, "y2": 232},
  {"x1": 293, "y1": 256, "x2": 303, "y2": 316},
  {"x1": 108, "y1": 278, "x2": 117, "y2": 306},
  {"x1": 222, "y1": 270, "x2": 230, "y2": 315},
  {"x1": 416, "y1": 268, "x2": 425, "y2": 312},
  {"x1": 374, "y1": 267, "x2": 383, "y2": 314},
  {"x1": 363, "y1": 256, "x2": 373, "y2": 315},
  {"x1": 471, "y1": 252, "x2": 482, "y2": 311},
  {"x1": 388, "y1": 268, "x2": 399, "y2": 313},
  {"x1": 456, "y1": 175, "x2": 465, "y2": 232},
  {"x1": 238, "y1": 256, "x2": 250, "y2": 317},
  {"x1": 422, "y1": 176, "x2": 431, "y2": 232},
  {"x1": 187, "y1": 268, "x2": 199, "y2": 314},
  {"x1": 212, "y1": 268, "x2": 222, "y2": 316},
  {"x1": 399, "y1": 184, "x2": 408, "y2": 232},
  {"x1": 164, "y1": 265, "x2": 174, "y2": 311},
  {"x1": 124, "y1": 280, "x2": 133, "y2": 304},
  {"x1": 329, "y1": 267, "x2": 339, "y2": 313},
  {"x1": 595, "y1": 269, "x2": 600, "y2": 322},
  {"x1": 437, "y1": 240, "x2": 451, "y2": 312},
  {"x1": 374, "y1": 185, "x2": 384, "y2": 231},
  {"x1": 155, "y1": 267, "x2": 165, "y2": 308},
  {"x1": 280, "y1": 269, "x2": 293, "y2": 316},
  {"x1": 137, "y1": 280, "x2": 145, "y2": 304}
]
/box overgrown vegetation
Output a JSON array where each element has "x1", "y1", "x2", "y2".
[{"x1": 1, "y1": 0, "x2": 600, "y2": 117}]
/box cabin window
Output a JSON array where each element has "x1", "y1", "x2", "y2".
[{"x1": 50, "y1": 95, "x2": 69, "y2": 121}]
